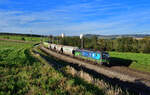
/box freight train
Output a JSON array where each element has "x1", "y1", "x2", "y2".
[{"x1": 43, "y1": 42, "x2": 109, "y2": 65}]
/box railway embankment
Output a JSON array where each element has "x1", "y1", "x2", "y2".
[{"x1": 39, "y1": 45, "x2": 150, "y2": 95}]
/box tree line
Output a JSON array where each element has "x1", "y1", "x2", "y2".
[
  {"x1": 0, "y1": 32, "x2": 44, "y2": 37},
  {"x1": 52, "y1": 36, "x2": 150, "y2": 53}
]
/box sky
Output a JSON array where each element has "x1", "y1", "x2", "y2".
[{"x1": 0, "y1": 0, "x2": 150, "y2": 36}]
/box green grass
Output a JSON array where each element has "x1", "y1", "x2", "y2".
[
  {"x1": 110, "y1": 52, "x2": 150, "y2": 73},
  {"x1": 0, "y1": 40, "x2": 105, "y2": 95},
  {"x1": 0, "y1": 35, "x2": 48, "y2": 42}
]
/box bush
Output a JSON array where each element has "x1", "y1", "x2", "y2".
[{"x1": 21, "y1": 37, "x2": 25, "y2": 41}]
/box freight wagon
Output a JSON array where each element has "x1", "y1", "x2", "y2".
[
  {"x1": 62, "y1": 46, "x2": 79, "y2": 56},
  {"x1": 43, "y1": 42, "x2": 50, "y2": 48},
  {"x1": 50, "y1": 44, "x2": 56, "y2": 50},
  {"x1": 55, "y1": 45, "x2": 63, "y2": 53}
]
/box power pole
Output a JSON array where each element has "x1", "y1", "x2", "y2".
[
  {"x1": 30, "y1": 30, "x2": 32, "y2": 41},
  {"x1": 57, "y1": 36, "x2": 59, "y2": 44}
]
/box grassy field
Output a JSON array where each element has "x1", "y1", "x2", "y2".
[
  {"x1": 0, "y1": 40, "x2": 106, "y2": 95},
  {"x1": 0, "y1": 35, "x2": 48, "y2": 42},
  {"x1": 110, "y1": 52, "x2": 150, "y2": 73}
]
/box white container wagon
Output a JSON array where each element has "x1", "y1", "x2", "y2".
[
  {"x1": 55, "y1": 45, "x2": 63, "y2": 53},
  {"x1": 50, "y1": 44, "x2": 56, "y2": 50},
  {"x1": 43, "y1": 42, "x2": 50, "y2": 48},
  {"x1": 63, "y1": 46, "x2": 79, "y2": 56}
]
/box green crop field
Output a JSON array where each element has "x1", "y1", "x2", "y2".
[
  {"x1": 110, "y1": 52, "x2": 150, "y2": 73},
  {"x1": 0, "y1": 40, "x2": 106, "y2": 95},
  {"x1": 0, "y1": 35, "x2": 48, "y2": 42}
]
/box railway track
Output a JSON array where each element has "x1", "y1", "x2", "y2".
[{"x1": 39, "y1": 45, "x2": 150, "y2": 95}]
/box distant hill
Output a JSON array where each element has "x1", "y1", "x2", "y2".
[{"x1": 84, "y1": 34, "x2": 150, "y2": 39}]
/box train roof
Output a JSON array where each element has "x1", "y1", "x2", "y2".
[{"x1": 76, "y1": 49, "x2": 108, "y2": 53}]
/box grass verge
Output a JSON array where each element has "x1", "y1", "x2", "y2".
[{"x1": 109, "y1": 52, "x2": 150, "y2": 73}]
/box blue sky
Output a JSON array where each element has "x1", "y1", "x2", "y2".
[{"x1": 0, "y1": 0, "x2": 150, "y2": 36}]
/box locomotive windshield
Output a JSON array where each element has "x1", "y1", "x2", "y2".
[{"x1": 102, "y1": 52, "x2": 109, "y2": 59}]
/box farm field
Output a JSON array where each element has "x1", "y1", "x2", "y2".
[
  {"x1": 0, "y1": 35, "x2": 48, "y2": 42},
  {"x1": 110, "y1": 52, "x2": 150, "y2": 73},
  {"x1": 0, "y1": 40, "x2": 105, "y2": 95}
]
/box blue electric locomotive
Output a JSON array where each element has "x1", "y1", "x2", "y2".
[{"x1": 74, "y1": 49, "x2": 109, "y2": 64}]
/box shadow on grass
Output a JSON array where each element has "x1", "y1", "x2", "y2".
[{"x1": 109, "y1": 57, "x2": 133, "y2": 67}]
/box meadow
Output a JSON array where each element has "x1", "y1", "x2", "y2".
[
  {"x1": 0, "y1": 40, "x2": 105, "y2": 95},
  {"x1": 110, "y1": 52, "x2": 150, "y2": 73},
  {"x1": 0, "y1": 35, "x2": 48, "y2": 42}
]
